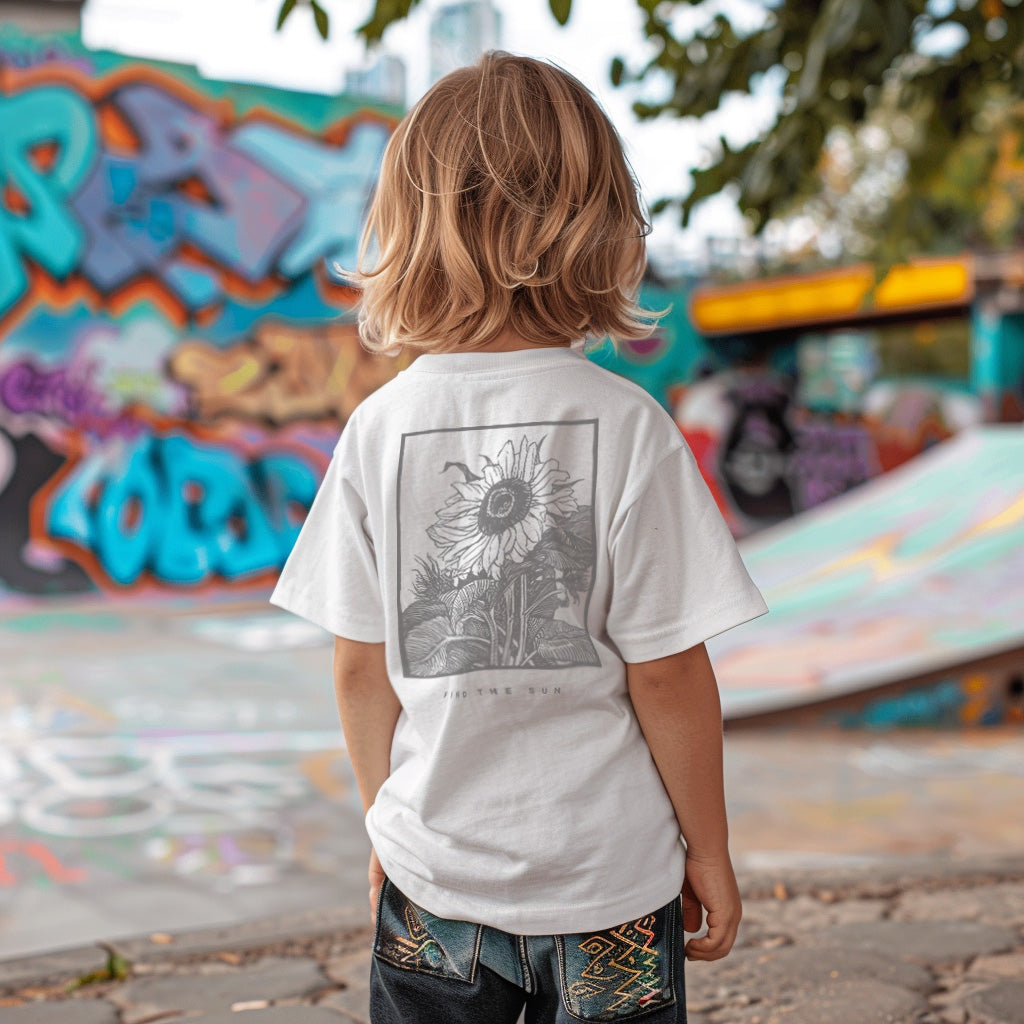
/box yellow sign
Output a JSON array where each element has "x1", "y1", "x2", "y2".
[{"x1": 690, "y1": 257, "x2": 974, "y2": 335}]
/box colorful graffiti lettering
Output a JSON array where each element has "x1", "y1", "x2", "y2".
[
  {"x1": 676, "y1": 370, "x2": 879, "y2": 531},
  {"x1": 169, "y1": 321, "x2": 413, "y2": 425},
  {"x1": 0, "y1": 35, "x2": 403, "y2": 602},
  {"x1": 41, "y1": 429, "x2": 321, "y2": 587},
  {"x1": 788, "y1": 421, "x2": 877, "y2": 509},
  {"x1": 0, "y1": 86, "x2": 96, "y2": 316},
  {"x1": 0, "y1": 69, "x2": 389, "y2": 324},
  {"x1": 831, "y1": 680, "x2": 968, "y2": 730},
  {"x1": 0, "y1": 358, "x2": 107, "y2": 425}
]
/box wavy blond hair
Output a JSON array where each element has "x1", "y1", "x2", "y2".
[{"x1": 353, "y1": 52, "x2": 657, "y2": 354}]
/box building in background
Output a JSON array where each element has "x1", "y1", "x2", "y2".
[
  {"x1": 345, "y1": 53, "x2": 407, "y2": 106},
  {"x1": 428, "y1": 0, "x2": 501, "y2": 86}
]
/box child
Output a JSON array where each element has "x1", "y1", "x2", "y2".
[{"x1": 271, "y1": 52, "x2": 767, "y2": 1024}]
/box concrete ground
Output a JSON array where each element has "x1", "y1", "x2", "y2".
[
  {"x1": 2, "y1": 599, "x2": 1024, "y2": 975},
  {"x1": 1, "y1": 859, "x2": 1023, "y2": 1023}
]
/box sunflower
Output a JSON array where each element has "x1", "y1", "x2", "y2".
[{"x1": 427, "y1": 436, "x2": 578, "y2": 580}]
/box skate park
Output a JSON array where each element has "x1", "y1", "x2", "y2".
[{"x1": 1, "y1": 12, "x2": 1023, "y2": 1024}]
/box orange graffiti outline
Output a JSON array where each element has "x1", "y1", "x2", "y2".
[{"x1": 0, "y1": 63, "x2": 397, "y2": 338}]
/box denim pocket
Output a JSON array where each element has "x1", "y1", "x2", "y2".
[
  {"x1": 555, "y1": 898, "x2": 678, "y2": 1021},
  {"x1": 373, "y1": 878, "x2": 482, "y2": 984}
]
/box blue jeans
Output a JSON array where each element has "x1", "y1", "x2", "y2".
[{"x1": 370, "y1": 877, "x2": 687, "y2": 1024}]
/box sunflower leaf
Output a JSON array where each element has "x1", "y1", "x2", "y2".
[
  {"x1": 402, "y1": 599, "x2": 448, "y2": 632},
  {"x1": 446, "y1": 579, "x2": 497, "y2": 624},
  {"x1": 532, "y1": 619, "x2": 597, "y2": 666},
  {"x1": 405, "y1": 615, "x2": 486, "y2": 676},
  {"x1": 460, "y1": 615, "x2": 491, "y2": 642},
  {"x1": 411, "y1": 556, "x2": 454, "y2": 600}
]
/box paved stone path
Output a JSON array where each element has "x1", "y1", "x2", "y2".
[{"x1": 1, "y1": 862, "x2": 1022, "y2": 1023}]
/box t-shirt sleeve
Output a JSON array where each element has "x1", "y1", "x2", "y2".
[
  {"x1": 269, "y1": 435, "x2": 385, "y2": 643},
  {"x1": 606, "y1": 441, "x2": 768, "y2": 663}
]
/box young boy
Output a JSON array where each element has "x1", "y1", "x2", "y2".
[{"x1": 271, "y1": 52, "x2": 767, "y2": 1024}]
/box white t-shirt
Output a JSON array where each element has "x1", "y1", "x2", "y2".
[{"x1": 271, "y1": 345, "x2": 767, "y2": 934}]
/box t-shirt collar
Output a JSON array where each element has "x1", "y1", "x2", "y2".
[{"x1": 407, "y1": 345, "x2": 585, "y2": 375}]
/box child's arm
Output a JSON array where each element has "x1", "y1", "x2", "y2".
[
  {"x1": 333, "y1": 637, "x2": 401, "y2": 920},
  {"x1": 626, "y1": 642, "x2": 741, "y2": 962}
]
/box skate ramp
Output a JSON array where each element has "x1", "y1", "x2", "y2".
[{"x1": 710, "y1": 426, "x2": 1024, "y2": 720}]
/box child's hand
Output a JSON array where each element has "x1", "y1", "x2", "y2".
[
  {"x1": 369, "y1": 847, "x2": 386, "y2": 924},
  {"x1": 681, "y1": 852, "x2": 742, "y2": 962}
]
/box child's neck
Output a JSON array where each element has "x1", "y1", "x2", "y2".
[{"x1": 474, "y1": 330, "x2": 572, "y2": 353}]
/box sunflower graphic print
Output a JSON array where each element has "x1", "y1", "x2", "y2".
[{"x1": 397, "y1": 421, "x2": 600, "y2": 677}]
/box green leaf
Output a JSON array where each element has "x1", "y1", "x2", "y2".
[
  {"x1": 610, "y1": 56, "x2": 625, "y2": 87},
  {"x1": 311, "y1": 0, "x2": 329, "y2": 39},
  {"x1": 549, "y1": 0, "x2": 572, "y2": 26},
  {"x1": 358, "y1": 0, "x2": 421, "y2": 44},
  {"x1": 275, "y1": 0, "x2": 297, "y2": 31}
]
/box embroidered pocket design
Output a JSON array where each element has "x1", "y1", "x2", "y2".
[
  {"x1": 556, "y1": 901, "x2": 676, "y2": 1021},
  {"x1": 373, "y1": 879, "x2": 481, "y2": 984}
]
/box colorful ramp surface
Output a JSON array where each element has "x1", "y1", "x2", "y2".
[{"x1": 710, "y1": 426, "x2": 1024, "y2": 719}]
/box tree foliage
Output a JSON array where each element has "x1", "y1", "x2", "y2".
[
  {"x1": 277, "y1": 0, "x2": 1024, "y2": 261},
  {"x1": 277, "y1": 0, "x2": 573, "y2": 44},
  {"x1": 625, "y1": 0, "x2": 1024, "y2": 261}
]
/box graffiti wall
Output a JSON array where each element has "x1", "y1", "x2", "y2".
[
  {"x1": 585, "y1": 292, "x2": 993, "y2": 537},
  {"x1": 823, "y1": 664, "x2": 1024, "y2": 729},
  {"x1": 668, "y1": 329, "x2": 984, "y2": 536},
  {"x1": 0, "y1": 30, "x2": 405, "y2": 603}
]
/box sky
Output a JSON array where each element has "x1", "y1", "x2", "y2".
[{"x1": 81, "y1": 0, "x2": 780, "y2": 265}]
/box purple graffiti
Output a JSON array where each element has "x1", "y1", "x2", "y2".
[
  {"x1": 70, "y1": 84, "x2": 307, "y2": 308},
  {"x1": 789, "y1": 422, "x2": 878, "y2": 509},
  {"x1": 0, "y1": 358, "x2": 141, "y2": 439},
  {"x1": 0, "y1": 360, "x2": 104, "y2": 422}
]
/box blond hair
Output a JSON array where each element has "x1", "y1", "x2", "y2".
[{"x1": 353, "y1": 52, "x2": 657, "y2": 354}]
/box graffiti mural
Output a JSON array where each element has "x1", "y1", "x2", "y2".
[
  {"x1": 673, "y1": 369, "x2": 882, "y2": 534},
  {"x1": 0, "y1": 73, "x2": 389, "y2": 323},
  {"x1": 0, "y1": 29, "x2": 401, "y2": 602},
  {"x1": 822, "y1": 667, "x2": 1024, "y2": 730},
  {"x1": 591, "y1": 309, "x2": 977, "y2": 537},
  {"x1": 169, "y1": 321, "x2": 408, "y2": 426}
]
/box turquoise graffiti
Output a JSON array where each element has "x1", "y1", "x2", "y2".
[
  {"x1": 0, "y1": 31, "x2": 401, "y2": 601},
  {"x1": 44, "y1": 431, "x2": 320, "y2": 586},
  {"x1": 0, "y1": 87, "x2": 96, "y2": 314}
]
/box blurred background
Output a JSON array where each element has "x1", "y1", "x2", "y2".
[{"x1": 1, "y1": 0, "x2": 1022, "y2": 961}]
